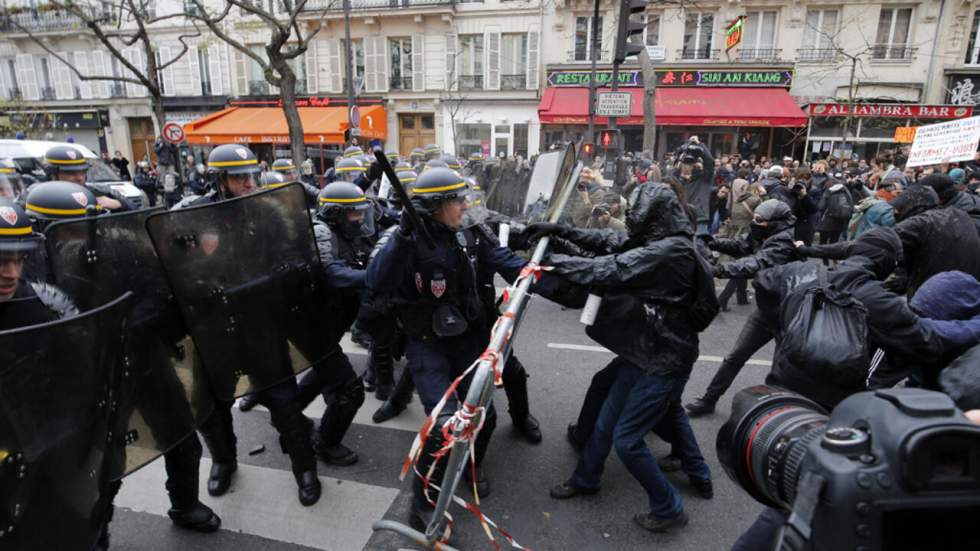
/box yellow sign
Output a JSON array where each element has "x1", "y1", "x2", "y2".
[{"x1": 894, "y1": 126, "x2": 918, "y2": 143}]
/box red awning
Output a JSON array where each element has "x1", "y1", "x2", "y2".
[{"x1": 538, "y1": 87, "x2": 808, "y2": 127}]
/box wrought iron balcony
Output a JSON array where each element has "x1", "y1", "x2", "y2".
[
  {"x1": 566, "y1": 49, "x2": 609, "y2": 63},
  {"x1": 110, "y1": 83, "x2": 126, "y2": 98},
  {"x1": 736, "y1": 48, "x2": 782, "y2": 62},
  {"x1": 501, "y1": 74, "x2": 527, "y2": 90},
  {"x1": 458, "y1": 75, "x2": 483, "y2": 90},
  {"x1": 248, "y1": 80, "x2": 271, "y2": 95},
  {"x1": 8, "y1": 87, "x2": 21, "y2": 99},
  {"x1": 797, "y1": 48, "x2": 841, "y2": 63},
  {"x1": 301, "y1": 0, "x2": 454, "y2": 11},
  {"x1": 871, "y1": 45, "x2": 917, "y2": 61},
  {"x1": 0, "y1": 6, "x2": 111, "y2": 33},
  {"x1": 677, "y1": 47, "x2": 719, "y2": 61},
  {"x1": 390, "y1": 76, "x2": 413, "y2": 90},
  {"x1": 40, "y1": 87, "x2": 56, "y2": 100}
]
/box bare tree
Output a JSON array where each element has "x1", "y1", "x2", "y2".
[
  {"x1": 7, "y1": 0, "x2": 200, "y2": 132},
  {"x1": 189, "y1": 0, "x2": 321, "y2": 164}
]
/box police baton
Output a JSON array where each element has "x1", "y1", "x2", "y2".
[{"x1": 372, "y1": 147, "x2": 435, "y2": 249}]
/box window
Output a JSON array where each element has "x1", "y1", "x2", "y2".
[
  {"x1": 966, "y1": 10, "x2": 980, "y2": 64},
  {"x1": 501, "y1": 34, "x2": 527, "y2": 89},
  {"x1": 7, "y1": 60, "x2": 18, "y2": 96},
  {"x1": 874, "y1": 7, "x2": 912, "y2": 60},
  {"x1": 574, "y1": 15, "x2": 603, "y2": 62},
  {"x1": 286, "y1": 46, "x2": 306, "y2": 93},
  {"x1": 342, "y1": 39, "x2": 365, "y2": 91},
  {"x1": 682, "y1": 12, "x2": 714, "y2": 59},
  {"x1": 456, "y1": 123, "x2": 491, "y2": 159},
  {"x1": 740, "y1": 11, "x2": 777, "y2": 59},
  {"x1": 458, "y1": 34, "x2": 483, "y2": 90},
  {"x1": 513, "y1": 123, "x2": 528, "y2": 158},
  {"x1": 199, "y1": 47, "x2": 212, "y2": 95},
  {"x1": 247, "y1": 45, "x2": 269, "y2": 94},
  {"x1": 390, "y1": 37, "x2": 413, "y2": 90},
  {"x1": 645, "y1": 13, "x2": 661, "y2": 46},
  {"x1": 38, "y1": 56, "x2": 53, "y2": 99},
  {"x1": 801, "y1": 9, "x2": 839, "y2": 61}
]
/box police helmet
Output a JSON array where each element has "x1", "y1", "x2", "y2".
[
  {"x1": 207, "y1": 144, "x2": 261, "y2": 197},
  {"x1": 396, "y1": 169, "x2": 418, "y2": 187},
  {"x1": 385, "y1": 150, "x2": 400, "y2": 163},
  {"x1": 395, "y1": 161, "x2": 413, "y2": 171},
  {"x1": 411, "y1": 167, "x2": 468, "y2": 214},
  {"x1": 409, "y1": 148, "x2": 425, "y2": 162},
  {"x1": 317, "y1": 181, "x2": 374, "y2": 238},
  {"x1": 440, "y1": 154, "x2": 462, "y2": 171},
  {"x1": 423, "y1": 159, "x2": 449, "y2": 172},
  {"x1": 44, "y1": 144, "x2": 91, "y2": 173},
  {"x1": 469, "y1": 152, "x2": 484, "y2": 162},
  {"x1": 334, "y1": 157, "x2": 366, "y2": 183},
  {"x1": 271, "y1": 158, "x2": 298, "y2": 181},
  {"x1": 0, "y1": 199, "x2": 42, "y2": 252},
  {"x1": 423, "y1": 143, "x2": 441, "y2": 160},
  {"x1": 343, "y1": 145, "x2": 363, "y2": 159},
  {"x1": 25, "y1": 181, "x2": 99, "y2": 224},
  {"x1": 0, "y1": 159, "x2": 24, "y2": 201},
  {"x1": 260, "y1": 171, "x2": 289, "y2": 188}
]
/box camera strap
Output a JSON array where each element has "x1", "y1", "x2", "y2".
[{"x1": 775, "y1": 472, "x2": 826, "y2": 551}]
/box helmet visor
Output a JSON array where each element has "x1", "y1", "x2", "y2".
[
  {"x1": 222, "y1": 172, "x2": 260, "y2": 197},
  {"x1": 338, "y1": 201, "x2": 375, "y2": 239},
  {"x1": 0, "y1": 173, "x2": 24, "y2": 201}
]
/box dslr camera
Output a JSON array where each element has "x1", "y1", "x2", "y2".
[
  {"x1": 591, "y1": 203, "x2": 611, "y2": 218},
  {"x1": 718, "y1": 386, "x2": 980, "y2": 551}
]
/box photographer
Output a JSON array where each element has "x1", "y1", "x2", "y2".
[
  {"x1": 672, "y1": 136, "x2": 715, "y2": 233},
  {"x1": 571, "y1": 168, "x2": 624, "y2": 228}
]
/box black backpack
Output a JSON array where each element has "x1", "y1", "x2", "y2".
[
  {"x1": 827, "y1": 188, "x2": 853, "y2": 220},
  {"x1": 688, "y1": 241, "x2": 720, "y2": 332},
  {"x1": 780, "y1": 271, "x2": 870, "y2": 387}
]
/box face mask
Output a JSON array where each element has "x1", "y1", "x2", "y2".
[{"x1": 749, "y1": 223, "x2": 768, "y2": 242}]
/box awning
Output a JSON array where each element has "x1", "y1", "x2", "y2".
[
  {"x1": 183, "y1": 105, "x2": 387, "y2": 145},
  {"x1": 538, "y1": 87, "x2": 808, "y2": 127}
]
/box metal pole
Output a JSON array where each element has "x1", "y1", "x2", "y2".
[
  {"x1": 586, "y1": 0, "x2": 600, "y2": 161},
  {"x1": 343, "y1": 0, "x2": 356, "y2": 145}
]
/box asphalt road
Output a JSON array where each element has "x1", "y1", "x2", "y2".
[{"x1": 111, "y1": 291, "x2": 775, "y2": 551}]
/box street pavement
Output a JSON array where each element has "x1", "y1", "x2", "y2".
[{"x1": 111, "y1": 289, "x2": 774, "y2": 551}]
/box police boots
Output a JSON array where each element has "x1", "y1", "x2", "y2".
[
  {"x1": 502, "y1": 356, "x2": 542, "y2": 444},
  {"x1": 368, "y1": 341, "x2": 395, "y2": 400},
  {"x1": 164, "y1": 435, "x2": 221, "y2": 532},
  {"x1": 198, "y1": 403, "x2": 238, "y2": 497},
  {"x1": 316, "y1": 378, "x2": 364, "y2": 466},
  {"x1": 373, "y1": 369, "x2": 415, "y2": 423},
  {"x1": 271, "y1": 402, "x2": 321, "y2": 506}
]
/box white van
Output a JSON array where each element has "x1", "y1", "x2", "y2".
[{"x1": 0, "y1": 139, "x2": 148, "y2": 209}]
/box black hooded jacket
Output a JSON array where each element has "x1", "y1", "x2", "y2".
[
  {"x1": 709, "y1": 200, "x2": 800, "y2": 279},
  {"x1": 545, "y1": 183, "x2": 702, "y2": 376}
]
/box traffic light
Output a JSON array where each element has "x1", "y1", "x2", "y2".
[
  {"x1": 599, "y1": 129, "x2": 621, "y2": 150},
  {"x1": 614, "y1": 0, "x2": 648, "y2": 64},
  {"x1": 582, "y1": 142, "x2": 594, "y2": 156}
]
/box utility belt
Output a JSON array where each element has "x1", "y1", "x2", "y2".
[{"x1": 394, "y1": 297, "x2": 486, "y2": 343}]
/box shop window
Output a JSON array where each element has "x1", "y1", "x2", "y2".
[
  {"x1": 801, "y1": 9, "x2": 839, "y2": 61},
  {"x1": 681, "y1": 12, "x2": 714, "y2": 60},
  {"x1": 810, "y1": 117, "x2": 858, "y2": 139},
  {"x1": 456, "y1": 123, "x2": 491, "y2": 159},
  {"x1": 873, "y1": 8, "x2": 913, "y2": 60},
  {"x1": 513, "y1": 124, "x2": 529, "y2": 158},
  {"x1": 966, "y1": 10, "x2": 980, "y2": 65},
  {"x1": 857, "y1": 117, "x2": 904, "y2": 139},
  {"x1": 574, "y1": 15, "x2": 603, "y2": 62}
]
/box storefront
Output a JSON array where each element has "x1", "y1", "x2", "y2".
[
  {"x1": 538, "y1": 68, "x2": 807, "y2": 159},
  {"x1": 441, "y1": 102, "x2": 540, "y2": 160},
  {"x1": 8, "y1": 109, "x2": 109, "y2": 153},
  {"x1": 805, "y1": 103, "x2": 975, "y2": 161}
]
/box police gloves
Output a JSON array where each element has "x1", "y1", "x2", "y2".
[{"x1": 398, "y1": 209, "x2": 415, "y2": 236}]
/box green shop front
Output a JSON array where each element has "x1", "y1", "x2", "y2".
[{"x1": 538, "y1": 67, "x2": 808, "y2": 160}]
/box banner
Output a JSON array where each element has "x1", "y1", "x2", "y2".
[{"x1": 906, "y1": 116, "x2": 980, "y2": 168}]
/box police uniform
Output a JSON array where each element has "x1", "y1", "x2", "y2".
[
  {"x1": 43, "y1": 145, "x2": 137, "y2": 211},
  {"x1": 271, "y1": 158, "x2": 320, "y2": 207},
  {"x1": 179, "y1": 145, "x2": 322, "y2": 506},
  {"x1": 366, "y1": 167, "x2": 548, "y2": 528}
]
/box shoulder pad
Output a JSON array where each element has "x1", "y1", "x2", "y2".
[
  {"x1": 369, "y1": 226, "x2": 398, "y2": 262},
  {"x1": 468, "y1": 222, "x2": 500, "y2": 247},
  {"x1": 312, "y1": 220, "x2": 336, "y2": 261},
  {"x1": 29, "y1": 282, "x2": 80, "y2": 319}
]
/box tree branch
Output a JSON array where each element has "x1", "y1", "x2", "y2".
[{"x1": 188, "y1": 0, "x2": 277, "y2": 81}]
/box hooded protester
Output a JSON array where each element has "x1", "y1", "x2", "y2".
[
  {"x1": 528, "y1": 183, "x2": 713, "y2": 534},
  {"x1": 715, "y1": 179, "x2": 759, "y2": 309},
  {"x1": 847, "y1": 178, "x2": 902, "y2": 239},
  {"x1": 685, "y1": 199, "x2": 802, "y2": 415},
  {"x1": 671, "y1": 137, "x2": 715, "y2": 231},
  {"x1": 909, "y1": 271, "x2": 980, "y2": 391},
  {"x1": 924, "y1": 173, "x2": 980, "y2": 235},
  {"x1": 816, "y1": 171, "x2": 853, "y2": 247}
]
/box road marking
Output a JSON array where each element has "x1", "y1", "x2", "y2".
[
  {"x1": 546, "y1": 342, "x2": 773, "y2": 367},
  {"x1": 116, "y1": 457, "x2": 398, "y2": 551}
]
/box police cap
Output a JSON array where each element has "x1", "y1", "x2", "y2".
[{"x1": 207, "y1": 144, "x2": 261, "y2": 175}]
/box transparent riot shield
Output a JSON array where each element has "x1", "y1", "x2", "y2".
[
  {"x1": 43, "y1": 208, "x2": 213, "y2": 478},
  {"x1": 145, "y1": 184, "x2": 337, "y2": 403},
  {"x1": 0, "y1": 293, "x2": 132, "y2": 551}
]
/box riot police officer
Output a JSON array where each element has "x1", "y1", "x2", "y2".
[
  {"x1": 43, "y1": 144, "x2": 134, "y2": 211},
  {"x1": 440, "y1": 154, "x2": 462, "y2": 171},
  {"x1": 0, "y1": 159, "x2": 25, "y2": 201},
  {"x1": 271, "y1": 158, "x2": 299, "y2": 181},
  {"x1": 179, "y1": 144, "x2": 322, "y2": 506},
  {"x1": 367, "y1": 167, "x2": 554, "y2": 531},
  {"x1": 385, "y1": 150, "x2": 400, "y2": 164},
  {"x1": 331, "y1": 156, "x2": 373, "y2": 191},
  {"x1": 24, "y1": 181, "x2": 101, "y2": 230},
  {"x1": 343, "y1": 145, "x2": 364, "y2": 159},
  {"x1": 423, "y1": 143, "x2": 441, "y2": 161},
  {"x1": 268, "y1": 157, "x2": 321, "y2": 207},
  {"x1": 409, "y1": 147, "x2": 425, "y2": 170}
]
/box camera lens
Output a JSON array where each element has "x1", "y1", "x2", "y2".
[{"x1": 717, "y1": 385, "x2": 829, "y2": 509}]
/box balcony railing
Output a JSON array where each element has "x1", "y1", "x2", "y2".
[
  {"x1": 301, "y1": 0, "x2": 453, "y2": 10},
  {"x1": 871, "y1": 44, "x2": 917, "y2": 61},
  {"x1": 390, "y1": 76, "x2": 413, "y2": 90},
  {"x1": 248, "y1": 80, "x2": 271, "y2": 95},
  {"x1": 110, "y1": 83, "x2": 126, "y2": 98},
  {"x1": 459, "y1": 75, "x2": 483, "y2": 90},
  {"x1": 40, "y1": 87, "x2": 56, "y2": 100},
  {"x1": 677, "y1": 47, "x2": 719, "y2": 61},
  {"x1": 8, "y1": 87, "x2": 21, "y2": 99},
  {"x1": 501, "y1": 74, "x2": 527, "y2": 90},
  {"x1": 0, "y1": 7, "x2": 111, "y2": 33},
  {"x1": 736, "y1": 48, "x2": 782, "y2": 62},
  {"x1": 566, "y1": 50, "x2": 609, "y2": 63},
  {"x1": 797, "y1": 48, "x2": 840, "y2": 63}
]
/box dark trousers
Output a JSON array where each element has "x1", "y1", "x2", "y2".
[
  {"x1": 702, "y1": 308, "x2": 775, "y2": 402},
  {"x1": 295, "y1": 347, "x2": 364, "y2": 448},
  {"x1": 718, "y1": 278, "x2": 748, "y2": 308},
  {"x1": 731, "y1": 507, "x2": 788, "y2": 551},
  {"x1": 572, "y1": 358, "x2": 708, "y2": 518}
]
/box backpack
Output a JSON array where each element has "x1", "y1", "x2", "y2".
[
  {"x1": 826, "y1": 188, "x2": 853, "y2": 220},
  {"x1": 780, "y1": 272, "x2": 870, "y2": 388},
  {"x1": 688, "y1": 244, "x2": 721, "y2": 332}
]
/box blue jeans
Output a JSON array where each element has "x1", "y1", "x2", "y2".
[
  {"x1": 572, "y1": 359, "x2": 709, "y2": 519},
  {"x1": 731, "y1": 507, "x2": 788, "y2": 551}
]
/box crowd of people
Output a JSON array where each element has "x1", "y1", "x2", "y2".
[{"x1": 2, "y1": 133, "x2": 980, "y2": 551}]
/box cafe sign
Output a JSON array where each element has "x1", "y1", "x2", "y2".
[
  {"x1": 808, "y1": 103, "x2": 973, "y2": 119},
  {"x1": 546, "y1": 69, "x2": 793, "y2": 88}
]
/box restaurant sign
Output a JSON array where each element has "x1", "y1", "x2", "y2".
[
  {"x1": 808, "y1": 103, "x2": 973, "y2": 119},
  {"x1": 546, "y1": 69, "x2": 793, "y2": 88}
]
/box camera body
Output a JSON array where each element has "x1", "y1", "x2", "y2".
[
  {"x1": 591, "y1": 203, "x2": 610, "y2": 218},
  {"x1": 719, "y1": 386, "x2": 980, "y2": 551}
]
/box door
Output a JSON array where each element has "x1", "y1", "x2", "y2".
[
  {"x1": 398, "y1": 113, "x2": 435, "y2": 154},
  {"x1": 128, "y1": 117, "x2": 156, "y2": 164}
]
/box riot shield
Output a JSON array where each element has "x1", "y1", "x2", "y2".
[
  {"x1": 0, "y1": 293, "x2": 131, "y2": 551},
  {"x1": 545, "y1": 144, "x2": 578, "y2": 223},
  {"x1": 43, "y1": 208, "x2": 212, "y2": 478},
  {"x1": 484, "y1": 159, "x2": 530, "y2": 218},
  {"x1": 146, "y1": 184, "x2": 336, "y2": 403}
]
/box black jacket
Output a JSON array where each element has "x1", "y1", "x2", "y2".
[
  {"x1": 755, "y1": 257, "x2": 946, "y2": 409},
  {"x1": 945, "y1": 191, "x2": 980, "y2": 235},
  {"x1": 711, "y1": 225, "x2": 800, "y2": 279},
  {"x1": 545, "y1": 183, "x2": 701, "y2": 377},
  {"x1": 893, "y1": 207, "x2": 980, "y2": 297},
  {"x1": 671, "y1": 142, "x2": 715, "y2": 224}
]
